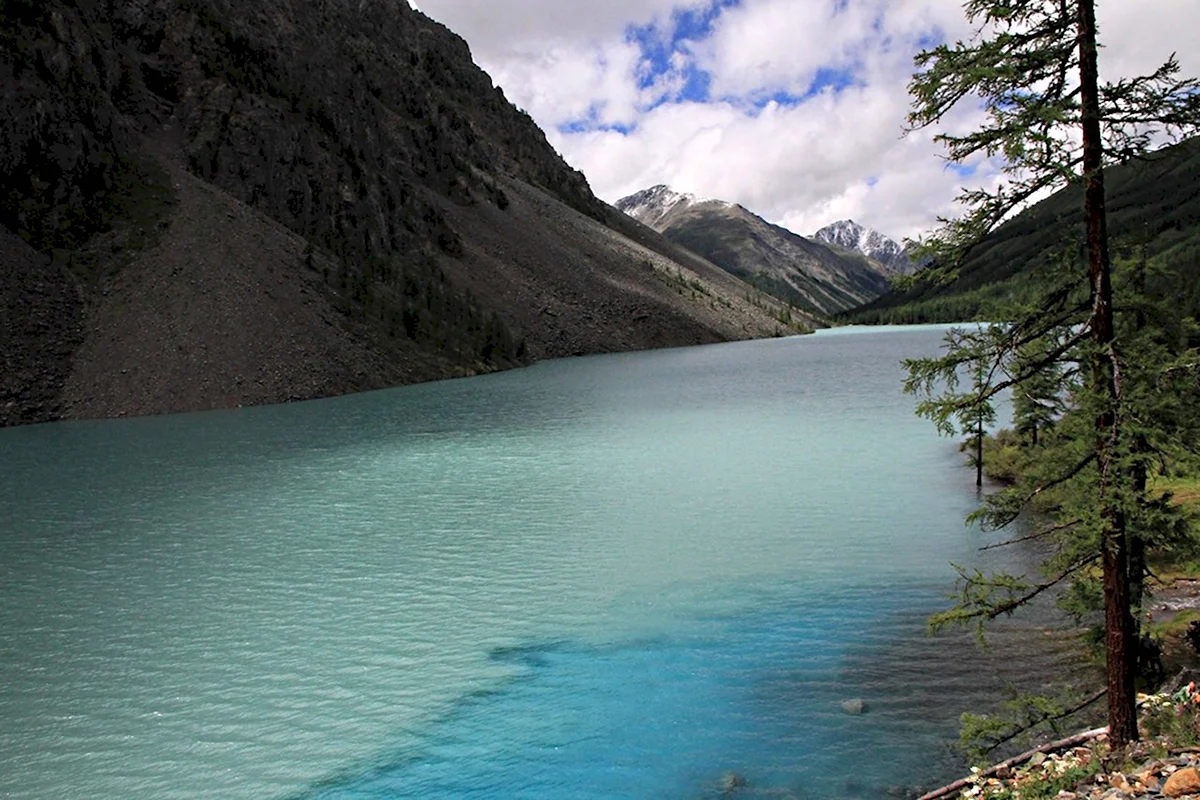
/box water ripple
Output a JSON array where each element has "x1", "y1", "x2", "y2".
[{"x1": 1, "y1": 327, "x2": 1056, "y2": 799}]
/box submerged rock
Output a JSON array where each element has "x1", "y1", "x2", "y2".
[
  {"x1": 840, "y1": 698, "x2": 868, "y2": 714},
  {"x1": 719, "y1": 771, "x2": 747, "y2": 793}
]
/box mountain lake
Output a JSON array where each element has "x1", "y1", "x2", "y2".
[{"x1": 0, "y1": 325, "x2": 1080, "y2": 799}]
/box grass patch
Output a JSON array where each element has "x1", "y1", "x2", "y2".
[
  {"x1": 1150, "y1": 554, "x2": 1200, "y2": 584},
  {"x1": 1155, "y1": 475, "x2": 1200, "y2": 508},
  {"x1": 1147, "y1": 608, "x2": 1200, "y2": 641}
]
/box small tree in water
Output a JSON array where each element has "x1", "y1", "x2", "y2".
[
  {"x1": 966, "y1": 353, "x2": 997, "y2": 489},
  {"x1": 902, "y1": 0, "x2": 1200, "y2": 748}
]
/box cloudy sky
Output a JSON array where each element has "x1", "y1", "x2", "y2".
[{"x1": 414, "y1": 0, "x2": 1199, "y2": 242}]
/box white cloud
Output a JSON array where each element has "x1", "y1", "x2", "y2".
[
  {"x1": 1098, "y1": 0, "x2": 1200, "y2": 79},
  {"x1": 484, "y1": 38, "x2": 646, "y2": 127},
  {"x1": 694, "y1": 0, "x2": 879, "y2": 99},
  {"x1": 418, "y1": 0, "x2": 699, "y2": 50},
  {"x1": 416, "y1": 0, "x2": 1200, "y2": 242}
]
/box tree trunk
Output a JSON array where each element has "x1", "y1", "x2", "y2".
[
  {"x1": 1078, "y1": 0, "x2": 1138, "y2": 747},
  {"x1": 976, "y1": 416, "x2": 984, "y2": 488}
]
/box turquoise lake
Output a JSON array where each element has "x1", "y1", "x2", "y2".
[{"x1": 0, "y1": 325, "x2": 1073, "y2": 799}]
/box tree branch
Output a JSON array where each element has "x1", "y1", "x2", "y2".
[
  {"x1": 980, "y1": 519, "x2": 1083, "y2": 551},
  {"x1": 984, "y1": 553, "x2": 1099, "y2": 620},
  {"x1": 984, "y1": 689, "x2": 1108, "y2": 755}
]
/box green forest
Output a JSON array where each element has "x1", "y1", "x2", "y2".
[{"x1": 845, "y1": 137, "x2": 1200, "y2": 329}]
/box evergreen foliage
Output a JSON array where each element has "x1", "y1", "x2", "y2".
[{"x1": 901, "y1": 0, "x2": 1200, "y2": 749}]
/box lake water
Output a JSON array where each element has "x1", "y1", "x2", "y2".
[{"x1": 0, "y1": 325, "x2": 1075, "y2": 799}]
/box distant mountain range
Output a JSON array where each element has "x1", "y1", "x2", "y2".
[{"x1": 616, "y1": 186, "x2": 908, "y2": 316}]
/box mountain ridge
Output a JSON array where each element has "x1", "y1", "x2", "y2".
[
  {"x1": 616, "y1": 185, "x2": 893, "y2": 316},
  {"x1": 845, "y1": 137, "x2": 1200, "y2": 325},
  {"x1": 814, "y1": 219, "x2": 915, "y2": 275},
  {"x1": 0, "y1": 0, "x2": 797, "y2": 425}
]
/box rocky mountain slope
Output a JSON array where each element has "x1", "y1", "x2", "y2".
[
  {"x1": 0, "y1": 0, "x2": 797, "y2": 426},
  {"x1": 616, "y1": 186, "x2": 892, "y2": 316},
  {"x1": 814, "y1": 219, "x2": 915, "y2": 275}
]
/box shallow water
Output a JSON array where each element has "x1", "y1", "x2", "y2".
[{"x1": 1, "y1": 326, "x2": 1068, "y2": 799}]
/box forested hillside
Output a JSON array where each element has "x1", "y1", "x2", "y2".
[
  {"x1": 0, "y1": 0, "x2": 796, "y2": 425},
  {"x1": 845, "y1": 138, "x2": 1200, "y2": 324}
]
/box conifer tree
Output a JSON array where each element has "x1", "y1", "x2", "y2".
[
  {"x1": 963, "y1": 354, "x2": 997, "y2": 488},
  {"x1": 903, "y1": 0, "x2": 1200, "y2": 747},
  {"x1": 1009, "y1": 336, "x2": 1067, "y2": 447}
]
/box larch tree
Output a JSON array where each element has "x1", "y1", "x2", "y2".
[
  {"x1": 902, "y1": 0, "x2": 1200, "y2": 748},
  {"x1": 1009, "y1": 335, "x2": 1067, "y2": 448},
  {"x1": 964, "y1": 353, "x2": 997, "y2": 488}
]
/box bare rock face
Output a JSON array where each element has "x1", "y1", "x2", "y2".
[
  {"x1": 1, "y1": 0, "x2": 795, "y2": 425},
  {"x1": 58, "y1": 162, "x2": 450, "y2": 419},
  {"x1": 0, "y1": 3, "x2": 128, "y2": 255},
  {"x1": 814, "y1": 219, "x2": 916, "y2": 275},
  {"x1": 2, "y1": 0, "x2": 592, "y2": 277}
]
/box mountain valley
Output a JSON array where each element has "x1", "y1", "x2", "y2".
[{"x1": 617, "y1": 185, "x2": 905, "y2": 317}]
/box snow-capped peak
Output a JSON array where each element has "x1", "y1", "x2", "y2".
[
  {"x1": 615, "y1": 185, "x2": 704, "y2": 228},
  {"x1": 814, "y1": 219, "x2": 914, "y2": 274}
]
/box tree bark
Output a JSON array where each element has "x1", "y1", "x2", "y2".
[
  {"x1": 976, "y1": 416, "x2": 984, "y2": 488},
  {"x1": 1078, "y1": 0, "x2": 1138, "y2": 748}
]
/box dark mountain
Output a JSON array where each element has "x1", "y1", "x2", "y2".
[
  {"x1": 617, "y1": 186, "x2": 892, "y2": 317},
  {"x1": 0, "y1": 0, "x2": 797, "y2": 426},
  {"x1": 845, "y1": 138, "x2": 1200, "y2": 324}
]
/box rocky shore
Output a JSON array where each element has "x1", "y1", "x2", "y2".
[
  {"x1": 913, "y1": 578, "x2": 1200, "y2": 800},
  {"x1": 927, "y1": 736, "x2": 1200, "y2": 799}
]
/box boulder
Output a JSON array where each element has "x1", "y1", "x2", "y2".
[{"x1": 1164, "y1": 766, "x2": 1200, "y2": 797}]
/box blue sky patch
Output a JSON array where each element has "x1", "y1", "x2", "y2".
[
  {"x1": 739, "y1": 65, "x2": 862, "y2": 112},
  {"x1": 674, "y1": 0, "x2": 742, "y2": 41},
  {"x1": 559, "y1": 0, "x2": 873, "y2": 133},
  {"x1": 624, "y1": 0, "x2": 742, "y2": 107},
  {"x1": 558, "y1": 114, "x2": 636, "y2": 136},
  {"x1": 749, "y1": 89, "x2": 805, "y2": 109},
  {"x1": 804, "y1": 65, "x2": 860, "y2": 98},
  {"x1": 914, "y1": 29, "x2": 946, "y2": 53}
]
